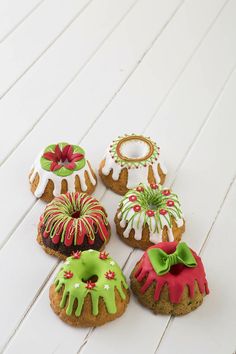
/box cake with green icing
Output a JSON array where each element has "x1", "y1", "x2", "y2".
[{"x1": 49, "y1": 250, "x2": 130, "y2": 326}]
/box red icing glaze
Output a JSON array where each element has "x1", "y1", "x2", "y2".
[
  {"x1": 40, "y1": 192, "x2": 110, "y2": 247},
  {"x1": 134, "y1": 242, "x2": 209, "y2": 303}
]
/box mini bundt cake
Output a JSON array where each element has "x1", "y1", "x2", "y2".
[
  {"x1": 115, "y1": 183, "x2": 185, "y2": 249},
  {"x1": 50, "y1": 250, "x2": 130, "y2": 326},
  {"x1": 37, "y1": 192, "x2": 110, "y2": 259},
  {"x1": 99, "y1": 134, "x2": 166, "y2": 195},
  {"x1": 130, "y1": 242, "x2": 209, "y2": 315},
  {"x1": 30, "y1": 142, "x2": 96, "y2": 202}
]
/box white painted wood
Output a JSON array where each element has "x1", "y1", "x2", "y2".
[
  {"x1": 0, "y1": 0, "x2": 182, "y2": 247},
  {"x1": 0, "y1": 0, "x2": 43, "y2": 42},
  {"x1": 156, "y1": 178, "x2": 236, "y2": 354},
  {"x1": 0, "y1": 0, "x2": 137, "y2": 165},
  {"x1": 0, "y1": 0, "x2": 235, "y2": 353},
  {"x1": 0, "y1": 0, "x2": 91, "y2": 98}
]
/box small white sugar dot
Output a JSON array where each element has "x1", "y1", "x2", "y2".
[
  {"x1": 109, "y1": 261, "x2": 115, "y2": 266},
  {"x1": 88, "y1": 249, "x2": 94, "y2": 252},
  {"x1": 65, "y1": 261, "x2": 70, "y2": 265},
  {"x1": 104, "y1": 284, "x2": 110, "y2": 290},
  {"x1": 74, "y1": 283, "x2": 80, "y2": 288}
]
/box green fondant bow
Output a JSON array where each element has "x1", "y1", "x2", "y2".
[{"x1": 147, "y1": 242, "x2": 197, "y2": 276}]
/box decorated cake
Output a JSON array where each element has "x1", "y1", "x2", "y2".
[
  {"x1": 50, "y1": 250, "x2": 130, "y2": 326},
  {"x1": 29, "y1": 142, "x2": 96, "y2": 202},
  {"x1": 130, "y1": 242, "x2": 209, "y2": 315},
  {"x1": 115, "y1": 183, "x2": 185, "y2": 249},
  {"x1": 99, "y1": 134, "x2": 166, "y2": 195},
  {"x1": 37, "y1": 192, "x2": 110, "y2": 259}
]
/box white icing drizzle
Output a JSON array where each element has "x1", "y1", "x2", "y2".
[
  {"x1": 102, "y1": 135, "x2": 167, "y2": 188},
  {"x1": 30, "y1": 152, "x2": 96, "y2": 198}
]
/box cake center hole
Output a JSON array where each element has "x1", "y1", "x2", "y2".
[
  {"x1": 119, "y1": 139, "x2": 150, "y2": 160},
  {"x1": 82, "y1": 275, "x2": 98, "y2": 283},
  {"x1": 71, "y1": 210, "x2": 80, "y2": 218},
  {"x1": 59, "y1": 158, "x2": 70, "y2": 166}
]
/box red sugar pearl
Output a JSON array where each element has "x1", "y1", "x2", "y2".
[
  {"x1": 129, "y1": 195, "x2": 137, "y2": 202},
  {"x1": 136, "y1": 186, "x2": 144, "y2": 192},
  {"x1": 162, "y1": 189, "x2": 170, "y2": 196},
  {"x1": 150, "y1": 183, "x2": 158, "y2": 189},
  {"x1": 159, "y1": 209, "x2": 167, "y2": 215},
  {"x1": 167, "y1": 200, "x2": 174, "y2": 207},
  {"x1": 133, "y1": 205, "x2": 141, "y2": 212},
  {"x1": 146, "y1": 210, "x2": 155, "y2": 217}
]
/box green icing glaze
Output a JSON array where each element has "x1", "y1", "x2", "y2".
[
  {"x1": 54, "y1": 250, "x2": 128, "y2": 316},
  {"x1": 40, "y1": 142, "x2": 86, "y2": 177}
]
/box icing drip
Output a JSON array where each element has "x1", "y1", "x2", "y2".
[
  {"x1": 118, "y1": 184, "x2": 184, "y2": 243},
  {"x1": 30, "y1": 151, "x2": 96, "y2": 198},
  {"x1": 40, "y1": 192, "x2": 110, "y2": 246},
  {"x1": 134, "y1": 242, "x2": 209, "y2": 303},
  {"x1": 54, "y1": 250, "x2": 128, "y2": 316},
  {"x1": 102, "y1": 134, "x2": 167, "y2": 188}
]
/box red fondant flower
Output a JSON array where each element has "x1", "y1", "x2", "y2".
[
  {"x1": 64, "y1": 270, "x2": 73, "y2": 279},
  {"x1": 105, "y1": 270, "x2": 115, "y2": 280},
  {"x1": 129, "y1": 195, "x2": 137, "y2": 202},
  {"x1": 99, "y1": 251, "x2": 109, "y2": 260},
  {"x1": 159, "y1": 209, "x2": 167, "y2": 216},
  {"x1": 133, "y1": 205, "x2": 141, "y2": 212},
  {"x1": 136, "y1": 186, "x2": 144, "y2": 192},
  {"x1": 85, "y1": 280, "x2": 96, "y2": 290},
  {"x1": 162, "y1": 189, "x2": 170, "y2": 196},
  {"x1": 72, "y1": 251, "x2": 81, "y2": 259},
  {"x1": 43, "y1": 144, "x2": 84, "y2": 171},
  {"x1": 146, "y1": 210, "x2": 155, "y2": 217},
  {"x1": 150, "y1": 183, "x2": 158, "y2": 190},
  {"x1": 166, "y1": 200, "x2": 174, "y2": 207}
]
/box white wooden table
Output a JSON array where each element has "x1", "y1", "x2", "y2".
[{"x1": 0, "y1": 0, "x2": 235, "y2": 353}]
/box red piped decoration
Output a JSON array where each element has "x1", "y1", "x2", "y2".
[
  {"x1": 64, "y1": 270, "x2": 73, "y2": 279},
  {"x1": 136, "y1": 186, "x2": 144, "y2": 192},
  {"x1": 159, "y1": 209, "x2": 167, "y2": 215},
  {"x1": 85, "y1": 280, "x2": 96, "y2": 290},
  {"x1": 72, "y1": 251, "x2": 81, "y2": 259},
  {"x1": 146, "y1": 210, "x2": 155, "y2": 217},
  {"x1": 129, "y1": 195, "x2": 137, "y2": 202},
  {"x1": 105, "y1": 270, "x2": 115, "y2": 280},
  {"x1": 166, "y1": 200, "x2": 174, "y2": 207},
  {"x1": 43, "y1": 144, "x2": 84, "y2": 171},
  {"x1": 150, "y1": 183, "x2": 158, "y2": 190},
  {"x1": 162, "y1": 189, "x2": 170, "y2": 196},
  {"x1": 99, "y1": 251, "x2": 109, "y2": 260},
  {"x1": 133, "y1": 205, "x2": 141, "y2": 212},
  {"x1": 134, "y1": 242, "x2": 209, "y2": 303}
]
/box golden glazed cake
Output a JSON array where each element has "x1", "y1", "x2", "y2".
[
  {"x1": 99, "y1": 134, "x2": 167, "y2": 195},
  {"x1": 30, "y1": 142, "x2": 96, "y2": 202}
]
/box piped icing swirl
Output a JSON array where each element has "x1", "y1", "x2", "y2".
[
  {"x1": 117, "y1": 184, "x2": 184, "y2": 243},
  {"x1": 101, "y1": 134, "x2": 167, "y2": 188},
  {"x1": 134, "y1": 242, "x2": 209, "y2": 303},
  {"x1": 39, "y1": 192, "x2": 110, "y2": 247},
  {"x1": 54, "y1": 250, "x2": 129, "y2": 316},
  {"x1": 30, "y1": 142, "x2": 96, "y2": 198}
]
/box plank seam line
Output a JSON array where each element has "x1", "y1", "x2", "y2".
[
  {"x1": 0, "y1": 0, "x2": 46, "y2": 44},
  {"x1": 0, "y1": 0, "x2": 185, "y2": 250},
  {"x1": 0, "y1": 0, "x2": 182, "y2": 168},
  {"x1": 0, "y1": 0, "x2": 94, "y2": 101},
  {"x1": 144, "y1": 0, "x2": 231, "y2": 135},
  {"x1": 154, "y1": 174, "x2": 236, "y2": 354}
]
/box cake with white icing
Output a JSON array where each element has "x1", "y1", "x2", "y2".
[
  {"x1": 115, "y1": 183, "x2": 185, "y2": 250},
  {"x1": 29, "y1": 142, "x2": 96, "y2": 202},
  {"x1": 99, "y1": 134, "x2": 167, "y2": 195}
]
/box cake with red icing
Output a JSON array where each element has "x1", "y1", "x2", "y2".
[
  {"x1": 37, "y1": 192, "x2": 110, "y2": 260},
  {"x1": 130, "y1": 242, "x2": 209, "y2": 315},
  {"x1": 30, "y1": 142, "x2": 97, "y2": 202}
]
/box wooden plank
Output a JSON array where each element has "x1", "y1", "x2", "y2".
[
  {"x1": 0, "y1": 0, "x2": 43, "y2": 43},
  {"x1": 0, "y1": 0, "x2": 182, "y2": 247},
  {"x1": 156, "y1": 177, "x2": 236, "y2": 354},
  {"x1": 0, "y1": 0, "x2": 91, "y2": 98},
  {"x1": 0, "y1": 0, "x2": 183, "y2": 351},
  {"x1": 3, "y1": 0, "x2": 235, "y2": 352},
  {"x1": 0, "y1": 0, "x2": 138, "y2": 165}
]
